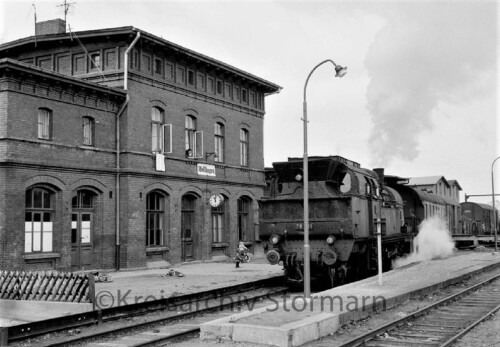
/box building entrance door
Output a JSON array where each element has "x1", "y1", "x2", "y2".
[
  {"x1": 181, "y1": 195, "x2": 196, "y2": 262},
  {"x1": 71, "y1": 212, "x2": 93, "y2": 270},
  {"x1": 181, "y1": 212, "x2": 194, "y2": 261}
]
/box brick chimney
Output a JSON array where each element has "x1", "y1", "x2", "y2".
[{"x1": 35, "y1": 19, "x2": 66, "y2": 35}]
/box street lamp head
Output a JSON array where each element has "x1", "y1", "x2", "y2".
[{"x1": 335, "y1": 65, "x2": 347, "y2": 78}]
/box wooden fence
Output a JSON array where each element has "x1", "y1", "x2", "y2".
[{"x1": 0, "y1": 270, "x2": 94, "y2": 303}]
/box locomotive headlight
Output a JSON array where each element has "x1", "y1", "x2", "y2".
[
  {"x1": 270, "y1": 234, "x2": 281, "y2": 245},
  {"x1": 326, "y1": 235, "x2": 336, "y2": 245}
]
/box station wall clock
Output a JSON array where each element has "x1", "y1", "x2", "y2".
[{"x1": 209, "y1": 193, "x2": 224, "y2": 207}]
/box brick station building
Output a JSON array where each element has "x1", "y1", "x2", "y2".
[{"x1": 0, "y1": 20, "x2": 281, "y2": 271}]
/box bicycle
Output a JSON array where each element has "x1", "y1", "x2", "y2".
[{"x1": 236, "y1": 250, "x2": 251, "y2": 263}]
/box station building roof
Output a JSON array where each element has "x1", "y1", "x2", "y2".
[
  {"x1": 0, "y1": 25, "x2": 282, "y2": 95},
  {"x1": 407, "y1": 176, "x2": 450, "y2": 187}
]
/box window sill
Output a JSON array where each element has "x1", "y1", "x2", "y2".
[
  {"x1": 146, "y1": 246, "x2": 169, "y2": 253},
  {"x1": 211, "y1": 242, "x2": 229, "y2": 248},
  {"x1": 24, "y1": 252, "x2": 61, "y2": 260}
]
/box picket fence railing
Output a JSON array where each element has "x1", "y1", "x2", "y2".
[{"x1": 0, "y1": 270, "x2": 94, "y2": 303}]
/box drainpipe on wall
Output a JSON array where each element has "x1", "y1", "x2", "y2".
[{"x1": 116, "y1": 30, "x2": 141, "y2": 271}]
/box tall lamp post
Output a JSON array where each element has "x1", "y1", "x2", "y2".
[
  {"x1": 303, "y1": 59, "x2": 347, "y2": 298},
  {"x1": 492, "y1": 156, "x2": 500, "y2": 253}
]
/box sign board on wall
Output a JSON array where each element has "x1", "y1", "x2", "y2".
[{"x1": 197, "y1": 163, "x2": 216, "y2": 177}]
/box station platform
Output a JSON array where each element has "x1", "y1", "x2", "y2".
[
  {"x1": 0, "y1": 258, "x2": 283, "y2": 327},
  {"x1": 200, "y1": 251, "x2": 500, "y2": 347}
]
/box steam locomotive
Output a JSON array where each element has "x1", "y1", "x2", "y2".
[{"x1": 260, "y1": 156, "x2": 414, "y2": 289}]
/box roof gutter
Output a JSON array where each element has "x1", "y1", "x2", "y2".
[
  {"x1": 116, "y1": 30, "x2": 140, "y2": 271},
  {"x1": 265, "y1": 86, "x2": 283, "y2": 96}
]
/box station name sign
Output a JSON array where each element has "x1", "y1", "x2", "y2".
[{"x1": 197, "y1": 163, "x2": 216, "y2": 177}]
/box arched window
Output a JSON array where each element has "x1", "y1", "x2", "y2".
[
  {"x1": 214, "y1": 122, "x2": 224, "y2": 163},
  {"x1": 146, "y1": 191, "x2": 165, "y2": 246},
  {"x1": 72, "y1": 189, "x2": 95, "y2": 209},
  {"x1": 38, "y1": 108, "x2": 52, "y2": 140},
  {"x1": 237, "y1": 196, "x2": 251, "y2": 241},
  {"x1": 240, "y1": 128, "x2": 249, "y2": 167},
  {"x1": 25, "y1": 187, "x2": 54, "y2": 252},
  {"x1": 212, "y1": 201, "x2": 225, "y2": 243},
  {"x1": 185, "y1": 115, "x2": 196, "y2": 157},
  {"x1": 151, "y1": 107, "x2": 164, "y2": 152},
  {"x1": 83, "y1": 116, "x2": 95, "y2": 146}
]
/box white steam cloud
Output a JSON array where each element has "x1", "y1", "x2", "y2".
[
  {"x1": 364, "y1": 2, "x2": 497, "y2": 166},
  {"x1": 393, "y1": 216, "x2": 455, "y2": 269}
]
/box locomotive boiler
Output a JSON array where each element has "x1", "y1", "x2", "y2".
[{"x1": 260, "y1": 156, "x2": 414, "y2": 289}]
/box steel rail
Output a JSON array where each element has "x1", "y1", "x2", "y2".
[
  {"x1": 5, "y1": 275, "x2": 284, "y2": 344},
  {"x1": 338, "y1": 272, "x2": 500, "y2": 347},
  {"x1": 439, "y1": 301, "x2": 500, "y2": 347},
  {"x1": 39, "y1": 285, "x2": 287, "y2": 347},
  {"x1": 134, "y1": 328, "x2": 200, "y2": 347}
]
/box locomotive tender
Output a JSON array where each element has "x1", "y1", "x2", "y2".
[{"x1": 260, "y1": 156, "x2": 414, "y2": 288}]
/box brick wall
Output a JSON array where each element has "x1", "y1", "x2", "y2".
[{"x1": 0, "y1": 29, "x2": 279, "y2": 271}]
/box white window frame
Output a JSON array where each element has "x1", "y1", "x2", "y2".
[
  {"x1": 185, "y1": 116, "x2": 196, "y2": 158},
  {"x1": 162, "y1": 124, "x2": 172, "y2": 154},
  {"x1": 38, "y1": 108, "x2": 51, "y2": 140},
  {"x1": 25, "y1": 187, "x2": 54, "y2": 253},
  {"x1": 214, "y1": 123, "x2": 224, "y2": 163},
  {"x1": 240, "y1": 129, "x2": 249, "y2": 167},
  {"x1": 151, "y1": 107, "x2": 164, "y2": 153},
  {"x1": 194, "y1": 131, "x2": 204, "y2": 158}
]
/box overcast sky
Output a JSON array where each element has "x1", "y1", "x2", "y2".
[{"x1": 1, "y1": 0, "x2": 498, "y2": 204}]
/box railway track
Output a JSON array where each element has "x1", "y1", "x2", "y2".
[
  {"x1": 339, "y1": 273, "x2": 500, "y2": 347},
  {"x1": 63, "y1": 285, "x2": 287, "y2": 347},
  {"x1": 6, "y1": 277, "x2": 286, "y2": 346}
]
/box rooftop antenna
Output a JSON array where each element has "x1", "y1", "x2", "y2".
[{"x1": 57, "y1": 0, "x2": 76, "y2": 24}]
